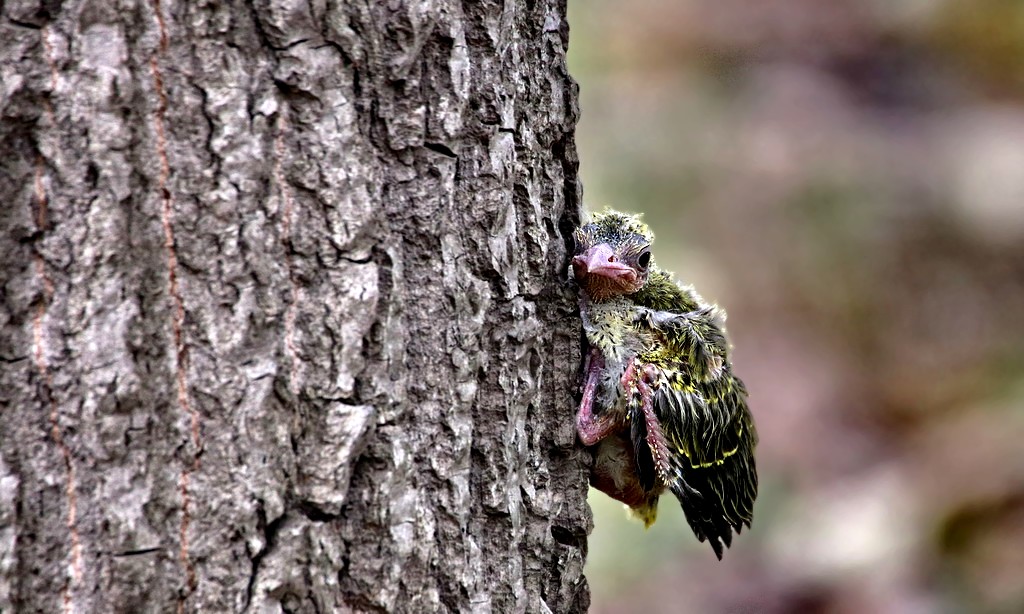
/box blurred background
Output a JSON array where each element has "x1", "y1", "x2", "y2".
[{"x1": 568, "y1": 1, "x2": 1024, "y2": 612}]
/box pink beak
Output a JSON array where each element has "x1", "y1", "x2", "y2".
[{"x1": 572, "y1": 243, "x2": 637, "y2": 283}]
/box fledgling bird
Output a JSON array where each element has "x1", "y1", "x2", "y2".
[{"x1": 571, "y1": 209, "x2": 758, "y2": 559}]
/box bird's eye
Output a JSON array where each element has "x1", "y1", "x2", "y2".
[{"x1": 637, "y1": 251, "x2": 651, "y2": 268}]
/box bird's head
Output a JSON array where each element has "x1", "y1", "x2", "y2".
[{"x1": 572, "y1": 210, "x2": 655, "y2": 301}]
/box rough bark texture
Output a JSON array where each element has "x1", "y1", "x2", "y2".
[{"x1": 0, "y1": 1, "x2": 589, "y2": 611}]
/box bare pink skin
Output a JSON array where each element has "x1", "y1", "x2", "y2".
[
  {"x1": 589, "y1": 431, "x2": 654, "y2": 508},
  {"x1": 576, "y1": 348, "x2": 618, "y2": 446},
  {"x1": 577, "y1": 353, "x2": 671, "y2": 497},
  {"x1": 580, "y1": 356, "x2": 670, "y2": 508}
]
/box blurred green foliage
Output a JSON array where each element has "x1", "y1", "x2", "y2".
[{"x1": 569, "y1": 1, "x2": 1024, "y2": 612}]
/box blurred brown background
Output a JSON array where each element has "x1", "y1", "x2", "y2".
[{"x1": 569, "y1": 1, "x2": 1024, "y2": 612}]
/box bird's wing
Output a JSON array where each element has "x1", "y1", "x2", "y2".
[
  {"x1": 632, "y1": 307, "x2": 758, "y2": 558},
  {"x1": 633, "y1": 305, "x2": 728, "y2": 382},
  {"x1": 658, "y1": 373, "x2": 757, "y2": 558}
]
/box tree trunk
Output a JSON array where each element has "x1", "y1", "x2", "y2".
[{"x1": 0, "y1": 1, "x2": 589, "y2": 611}]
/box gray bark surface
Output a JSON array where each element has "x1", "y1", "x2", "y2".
[{"x1": 0, "y1": 0, "x2": 589, "y2": 611}]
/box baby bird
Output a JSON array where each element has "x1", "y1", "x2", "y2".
[{"x1": 571, "y1": 210, "x2": 758, "y2": 559}]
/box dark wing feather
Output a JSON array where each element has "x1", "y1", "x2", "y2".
[
  {"x1": 631, "y1": 305, "x2": 759, "y2": 559},
  {"x1": 656, "y1": 371, "x2": 757, "y2": 559}
]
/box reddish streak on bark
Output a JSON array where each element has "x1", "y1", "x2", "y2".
[
  {"x1": 178, "y1": 467, "x2": 198, "y2": 593},
  {"x1": 275, "y1": 112, "x2": 303, "y2": 395},
  {"x1": 33, "y1": 157, "x2": 82, "y2": 614},
  {"x1": 148, "y1": 3, "x2": 200, "y2": 601},
  {"x1": 151, "y1": 0, "x2": 169, "y2": 52}
]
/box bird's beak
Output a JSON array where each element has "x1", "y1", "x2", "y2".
[{"x1": 572, "y1": 243, "x2": 637, "y2": 283}]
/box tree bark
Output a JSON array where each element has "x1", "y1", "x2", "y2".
[{"x1": 0, "y1": 1, "x2": 589, "y2": 612}]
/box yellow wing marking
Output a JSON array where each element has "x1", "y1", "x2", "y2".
[{"x1": 676, "y1": 426, "x2": 743, "y2": 469}]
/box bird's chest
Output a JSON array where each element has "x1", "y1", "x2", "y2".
[
  {"x1": 581, "y1": 299, "x2": 657, "y2": 415},
  {"x1": 580, "y1": 299, "x2": 649, "y2": 364}
]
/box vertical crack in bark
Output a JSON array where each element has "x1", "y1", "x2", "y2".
[
  {"x1": 32, "y1": 156, "x2": 82, "y2": 614},
  {"x1": 242, "y1": 507, "x2": 287, "y2": 613},
  {"x1": 274, "y1": 111, "x2": 303, "y2": 396},
  {"x1": 146, "y1": 1, "x2": 200, "y2": 606},
  {"x1": 41, "y1": 26, "x2": 59, "y2": 121}
]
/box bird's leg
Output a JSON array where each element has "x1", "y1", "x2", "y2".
[
  {"x1": 576, "y1": 350, "x2": 619, "y2": 446},
  {"x1": 620, "y1": 356, "x2": 639, "y2": 394},
  {"x1": 637, "y1": 364, "x2": 671, "y2": 480}
]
